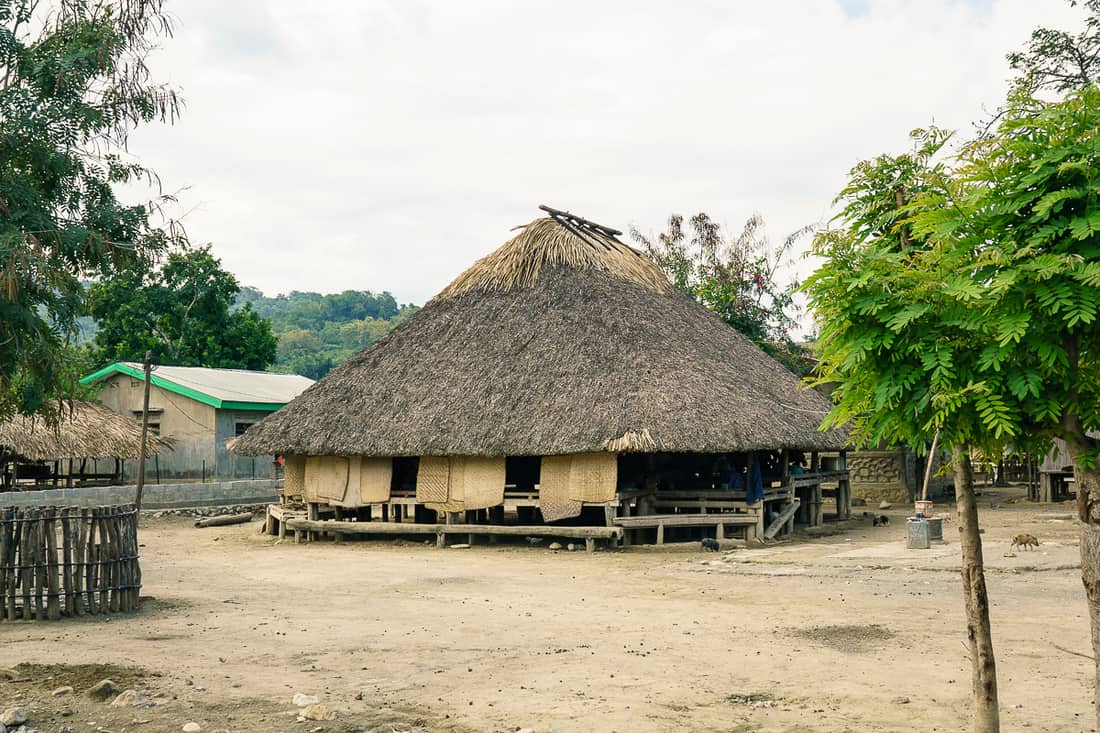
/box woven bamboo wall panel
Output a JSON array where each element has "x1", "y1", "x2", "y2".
[
  {"x1": 539, "y1": 455, "x2": 583, "y2": 522},
  {"x1": 568, "y1": 452, "x2": 617, "y2": 503}
]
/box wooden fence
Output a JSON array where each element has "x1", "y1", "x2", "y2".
[{"x1": 0, "y1": 504, "x2": 141, "y2": 621}]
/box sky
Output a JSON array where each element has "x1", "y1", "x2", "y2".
[{"x1": 126, "y1": 0, "x2": 1085, "y2": 309}]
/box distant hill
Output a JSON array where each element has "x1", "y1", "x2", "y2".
[{"x1": 237, "y1": 287, "x2": 418, "y2": 379}]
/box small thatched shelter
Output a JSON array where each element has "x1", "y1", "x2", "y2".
[
  {"x1": 1, "y1": 401, "x2": 167, "y2": 489},
  {"x1": 234, "y1": 209, "x2": 848, "y2": 539}
]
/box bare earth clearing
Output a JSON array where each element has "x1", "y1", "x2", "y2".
[{"x1": 1, "y1": 486, "x2": 1094, "y2": 733}]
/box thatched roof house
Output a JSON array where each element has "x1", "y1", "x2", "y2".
[
  {"x1": 233, "y1": 210, "x2": 848, "y2": 533},
  {"x1": 0, "y1": 401, "x2": 167, "y2": 461},
  {"x1": 234, "y1": 214, "x2": 843, "y2": 458}
]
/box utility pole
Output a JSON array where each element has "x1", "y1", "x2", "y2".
[{"x1": 134, "y1": 350, "x2": 153, "y2": 516}]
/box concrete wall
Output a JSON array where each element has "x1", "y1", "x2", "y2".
[
  {"x1": 214, "y1": 409, "x2": 278, "y2": 480},
  {"x1": 0, "y1": 479, "x2": 280, "y2": 509},
  {"x1": 96, "y1": 374, "x2": 217, "y2": 479}
]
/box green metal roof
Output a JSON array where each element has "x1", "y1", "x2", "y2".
[{"x1": 80, "y1": 362, "x2": 314, "y2": 412}]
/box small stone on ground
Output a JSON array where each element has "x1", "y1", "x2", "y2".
[
  {"x1": 1, "y1": 706, "x2": 27, "y2": 726},
  {"x1": 87, "y1": 679, "x2": 118, "y2": 701}
]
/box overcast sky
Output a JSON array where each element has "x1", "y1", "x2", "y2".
[{"x1": 127, "y1": 0, "x2": 1084, "y2": 307}]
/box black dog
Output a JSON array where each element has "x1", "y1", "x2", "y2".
[
  {"x1": 872, "y1": 515, "x2": 890, "y2": 527},
  {"x1": 700, "y1": 537, "x2": 720, "y2": 552}
]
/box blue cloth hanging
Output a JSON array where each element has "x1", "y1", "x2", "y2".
[{"x1": 747, "y1": 453, "x2": 764, "y2": 504}]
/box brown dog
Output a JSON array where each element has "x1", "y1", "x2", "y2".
[{"x1": 1011, "y1": 533, "x2": 1040, "y2": 551}]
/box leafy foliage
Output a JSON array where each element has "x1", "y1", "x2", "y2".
[
  {"x1": 1007, "y1": 0, "x2": 1100, "y2": 95},
  {"x1": 237, "y1": 288, "x2": 418, "y2": 379},
  {"x1": 0, "y1": 0, "x2": 182, "y2": 418},
  {"x1": 631, "y1": 212, "x2": 812, "y2": 374},
  {"x1": 945, "y1": 85, "x2": 1100, "y2": 455},
  {"x1": 806, "y1": 85, "x2": 1100, "y2": 466},
  {"x1": 804, "y1": 128, "x2": 1013, "y2": 451},
  {"x1": 89, "y1": 246, "x2": 277, "y2": 371}
]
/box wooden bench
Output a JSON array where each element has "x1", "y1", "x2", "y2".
[
  {"x1": 283, "y1": 518, "x2": 622, "y2": 552},
  {"x1": 613, "y1": 512, "x2": 761, "y2": 545}
]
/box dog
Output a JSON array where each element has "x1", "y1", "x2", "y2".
[
  {"x1": 873, "y1": 515, "x2": 890, "y2": 527},
  {"x1": 1011, "y1": 533, "x2": 1040, "y2": 551},
  {"x1": 700, "y1": 537, "x2": 721, "y2": 552}
]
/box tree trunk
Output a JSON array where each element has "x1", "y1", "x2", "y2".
[
  {"x1": 953, "y1": 444, "x2": 999, "y2": 733},
  {"x1": 1065, "y1": 439, "x2": 1100, "y2": 731}
]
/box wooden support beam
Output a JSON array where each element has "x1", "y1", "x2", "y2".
[
  {"x1": 764, "y1": 499, "x2": 802, "y2": 539},
  {"x1": 283, "y1": 519, "x2": 623, "y2": 540}
]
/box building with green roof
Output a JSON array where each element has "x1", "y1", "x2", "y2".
[{"x1": 81, "y1": 363, "x2": 313, "y2": 480}]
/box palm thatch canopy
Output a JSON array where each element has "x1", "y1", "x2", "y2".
[
  {"x1": 0, "y1": 401, "x2": 168, "y2": 461},
  {"x1": 233, "y1": 212, "x2": 845, "y2": 457}
]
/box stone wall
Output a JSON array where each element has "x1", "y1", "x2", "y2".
[
  {"x1": 848, "y1": 449, "x2": 954, "y2": 504},
  {"x1": 848, "y1": 450, "x2": 909, "y2": 503},
  {"x1": 0, "y1": 479, "x2": 280, "y2": 509}
]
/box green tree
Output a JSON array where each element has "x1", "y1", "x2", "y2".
[
  {"x1": 90, "y1": 246, "x2": 277, "y2": 370},
  {"x1": 1007, "y1": 0, "x2": 1100, "y2": 95},
  {"x1": 918, "y1": 85, "x2": 1100, "y2": 728},
  {"x1": 804, "y1": 128, "x2": 1005, "y2": 732},
  {"x1": 631, "y1": 213, "x2": 811, "y2": 373},
  {"x1": 0, "y1": 0, "x2": 182, "y2": 418}
]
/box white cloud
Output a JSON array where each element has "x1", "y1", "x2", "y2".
[{"x1": 125, "y1": 0, "x2": 1085, "y2": 308}]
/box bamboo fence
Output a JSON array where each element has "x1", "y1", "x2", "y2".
[{"x1": 0, "y1": 504, "x2": 141, "y2": 621}]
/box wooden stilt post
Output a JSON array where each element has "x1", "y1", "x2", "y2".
[{"x1": 838, "y1": 449, "x2": 850, "y2": 520}]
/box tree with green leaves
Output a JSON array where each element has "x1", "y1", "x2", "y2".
[
  {"x1": 807, "y1": 6, "x2": 1100, "y2": 727},
  {"x1": 1007, "y1": 0, "x2": 1100, "y2": 95},
  {"x1": 804, "y1": 128, "x2": 1006, "y2": 732},
  {"x1": 90, "y1": 246, "x2": 278, "y2": 370},
  {"x1": 631, "y1": 213, "x2": 812, "y2": 374},
  {"x1": 920, "y1": 84, "x2": 1100, "y2": 728},
  {"x1": 0, "y1": 0, "x2": 183, "y2": 418}
]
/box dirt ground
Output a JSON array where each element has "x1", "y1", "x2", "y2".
[{"x1": 2, "y1": 485, "x2": 1095, "y2": 733}]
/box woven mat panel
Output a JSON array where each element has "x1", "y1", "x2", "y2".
[
  {"x1": 539, "y1": 455, "x2": 582, "y2": 522},
  {"x1": 314, "y1": 456, "x2": 350, "y2": 502},
  {"x1": 456, "y1": 456, "x2": 505, "y2": 510},
  {"x1": 416, "y1": 456, "x2": 451, "y2": 506},
  {"x1": 283, "y1": 455, "x2": 306, "y2": 501},
  {"x1": 431, "y1": 457, "x2": 465, "y2": 513},
  {"x1": 332, "y1": 456, "x2": 363, "y2": 507},
  {"x1": 303, "y1": 456, "x2": 323, "y2": 502},
  {"x1": 568, "y1": 452, "x2": 618, "y2": 503},
  {"x1": 359, "y1": 457, "x2": 394, "y2": 504}
]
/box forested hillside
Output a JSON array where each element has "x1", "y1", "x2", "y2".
[{"x1": 236, "y1": 287, "x2": 418, "y2": 378}]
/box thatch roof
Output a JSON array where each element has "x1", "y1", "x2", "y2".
[
  {"x1": 0, "y1": 401, "x2": 169, "y2": 461},
  {"x1": 233, "y1": 212, "x2": 845, "y2": 457}
]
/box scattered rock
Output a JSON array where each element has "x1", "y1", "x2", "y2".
[
  {"x1": 0, "y1": 708, "x2": 27, "y2": 727},
  {"x1": 449, "y1": 543, "x2": 471, "y2": 549},
  {"x1": 60, "y1": 709, "x2": 74, "y2": 717},
  {"x1": 292, "y1": 693, "x2": 319, "y2": 707},
  {"x1": 111, "y1": 689, "x2": 151, "y2": 708},
  {"x1": 548, "y1": 542, "x2": 563, "y2": 551},
  {"x1": 0, "y1": 669, "x2": 19, "y2": 681},
  {"x1": 851, "y1": 497, "x2": 867, "y2": 507},
  {"x1": 517, "y1": 728, "x2": 536, "y2": 733},
  {"x1": 51, "y1": 686, "x2": 74, "y2": 697},
  {"x1": 893, "y1": 696, "x2": 910, "y2": 704},
  {"x1": 566, "y1": 543, "x2": 577, "y2": 551},
  {"x1": 878, "y1": 501, "x2": 892, "y2": 510},
  {"x1": 298, "y1": 703, "x2": 335, "y2": 722},
  {"x1": 87, "y1": 679, "x2": 118, "y2": 701},
  {"x1": 182, "y1": 722, "x2": 202, "y2": 732}
]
